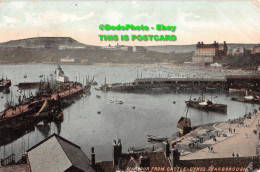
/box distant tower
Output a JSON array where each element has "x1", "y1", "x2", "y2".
[{"x1": 223, "y1": 41, "x2": 228, "y2": 55}]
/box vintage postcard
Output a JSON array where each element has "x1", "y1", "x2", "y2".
[{"x1": 0, "y1": 0, "x2": 260, "y2": 171}]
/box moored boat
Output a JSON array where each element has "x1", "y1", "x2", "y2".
[
  {"x1": 110, "y1": 99, "x2": 124, "y2": 104},
  {"x1": 0, "y1": 78, "x2": 11, "y2": 92},
  {"x1": 231, "y1": 90, "x2": 260, "y2": 104},
  {"x1": 90, "y1": 76, "x2": 98, "y2": 85},
  {"x1": 231, "y1": 96, "x2": 260, "y2": 104},
  {"x1": 147, "y1": 135, "x2": 167, "y2": 142},
  {"x1": 0, "y1": 99, "x2": 49, "y2": 131},
  {"x1": 177, "y1": 117, "x2": 192, "y2": 137},
  {"x1": 185, "y1": 96, "x2": 227, "y2": 114},
  {"x1": 177, "y1": 96, "x2": 192, "y2": 136}
]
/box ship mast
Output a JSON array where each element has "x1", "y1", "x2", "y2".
[{"x1": 186, "y1": 95, "x2": 192, "y2": 118}]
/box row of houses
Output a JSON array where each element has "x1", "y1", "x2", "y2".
[
  {"x1": 192, "y1": 41, "x2": 228, "y2": 63},
  {"x1": 192, "y1": 41, "x2": 260, "y2": 63},
  {"x1": 0, "y1": 132, "x2": 258, "y2": 172},
  {"x1": 232, "y1": 46, "x2": 260, "y2": 56},
  {"x1": 101, "y1": 43, "x2": 148, "y2": 53}
]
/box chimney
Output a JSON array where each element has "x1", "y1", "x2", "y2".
[
  {"x1": 139, "y1": 156, "x2": 150, "y2": 167},
  {"x1": 22, "y1": 154, "x2": 27, "y2": 163},
  {"x1": 172, "y1": 149, "x2": 180, "y2": 167},
  {"x1": 163, "y1": 140, "x2": 170, "y2": 157},
  {"x1": 197, "y1": 42, "x2": 201, "y2": 48},
  {"x1": 113, "y1": 139, "x2": 122, "y2": 166},
  {"x1": 91, "y1": 147, "x2": 95, "y2": 167}
]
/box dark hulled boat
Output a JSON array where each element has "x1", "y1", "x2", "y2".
[
  {"x1": 177, "y1": 100, "x2": 192, "y2": 136},
  {"x1": 0, "y1": 99, "x2": 49, "y2": 132},
  {"x1": 177, "y1": 117, "x2": 192, "y2": 137},
  {"x1": 0, "y1": 78, "x2": 11, "y2": 92},
  {"x1": 231, "y1": 90, "x2": 260, "y2": 104},
  {"x1": 185, "y1": 97, "x2": 227, "y2": 114},
  {"x1": 231, "y1": 97, "x2": 260, "y2": 104}
]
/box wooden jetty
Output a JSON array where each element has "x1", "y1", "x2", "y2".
[{"x1": 109, "y1": 75, "x2": 260, "y2": 93}]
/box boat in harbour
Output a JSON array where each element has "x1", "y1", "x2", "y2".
[
  {"x1": 177, "y1": 104, "x2": 192, "y2": 137},
  {"x1": 100, "y1": 77, "x2": 111, "y2": 91},
  {"x1": 231, "y1": 96, "x2": 260, "y2": 104},
  {"x1": 147, "y1": 135, "x2": 168, "y2": 142},
  {"x1": 0, "y1": 99, "x2": 49, "y2": 132},
  {"x1": 185, "y1": 94, "x2": 227, "y2": 114},
  {"x1": 231, "y1": 90, "x2": 260, "y2": 104},
  {"x1": 90, "y1": 76, "x2": 98, "y2": 85},
  {"x1": 110, "y1": 99, "x2": 123, "y2": 104},
  {"x1": 0, "y1": 78, "x2": 11, "y2": 92}
]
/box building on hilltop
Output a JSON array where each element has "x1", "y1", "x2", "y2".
[
  {"x1": 60, "y1": 56, "x2": 75, "y2": 63},
  {"x1": 252, "y1": 46, "x2": 260, "y2": 55},
  {"x1": 192, "y1": 41, "x2": 227, "y2": 63}
]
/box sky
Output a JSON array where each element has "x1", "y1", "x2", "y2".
[{"x1": 0, "y1": 0, "x2": 260, "y2": 46}]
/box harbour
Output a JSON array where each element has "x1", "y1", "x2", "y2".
[
  {"x1": 0, "y1": 63, "x2": 258, "y2": 163},
  {"x1": 1, "y1": 0, "x2": 260, "y2": 170}
]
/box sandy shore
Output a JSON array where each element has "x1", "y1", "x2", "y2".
[{"x1": 163, "y1": 109, "x2": 260, "y2": 160}]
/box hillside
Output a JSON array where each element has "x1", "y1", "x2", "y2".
[
  {"x1": 146, "y1": 43, "x2": 260, "y2": 54},
  {"x1": 0, "y1": 37, "x2": 259, "y2": 65},
  {"x1": 0, "y1": 37, "x2": 94, "y2": 49},
  {"x1": 146, "y1": 45, "x2": 196, "y2": 53}
]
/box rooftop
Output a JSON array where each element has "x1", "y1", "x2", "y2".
[
  {"x1": 0, "y1": 164, "x2": 30, "y2": 172},
  {"x1": 27, "y1": 133, "x2": 95, "y2": 172}
]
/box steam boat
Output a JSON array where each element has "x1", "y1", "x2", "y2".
[
  {"x1": 0, "y1": 78, "x2": 11, "y2": 92},
  {"x1": 185, "y1": 96, "x2": 227, "y2": 114},
  {"x1": 231, "y1": 90, "x2": 260, "y2": 104}
]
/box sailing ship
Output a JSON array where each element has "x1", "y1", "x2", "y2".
[
  {"x1": 185, "y1": 93, "x2": 227, "y2": 114},
  {"x1": 90, "y1": 76, "x2": 98, "y2": 85},
  {"x1": 100, "y1": 77, "x2": 111, "y2": 91},
  {"x1": 177, "y1": 103, "x2": 192, "y2": 137},
  {"x1": 83, "y1": 76, "x2": 91, "y2": 95}
]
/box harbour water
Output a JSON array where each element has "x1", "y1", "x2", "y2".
[{"x1": 0, "y1": 64, "x2": 258, "y2": 161}]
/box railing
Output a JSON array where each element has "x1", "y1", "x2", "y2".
[{"x1": 1, "y1": 154, "x2": 15, "y2": 166}]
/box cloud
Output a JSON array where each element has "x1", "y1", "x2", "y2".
[
  {"x1": 176, "y1": 9, "x2": 217, "y2": 29},
  {"x1": 11, "y1": 1, "x2": 26, "y2": 9},
  {"x1": 25, "y1": 10, "x2": 94, "y2": 26},
  {"x1": 103, "y1": 11, "x2": 123, "y2": 24},
  {"x1": 0, "y1": 16, "x2": 20, "y2": 27},
  {"x1": 133, "y1": 13, "x2": 154, "y2": 19},
  {"x1": 132, "y1": 1, "x2": 139, "y2": 8},
  {"x1": 3, "y1": 16, "x2": 18, "y2": 24}
]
